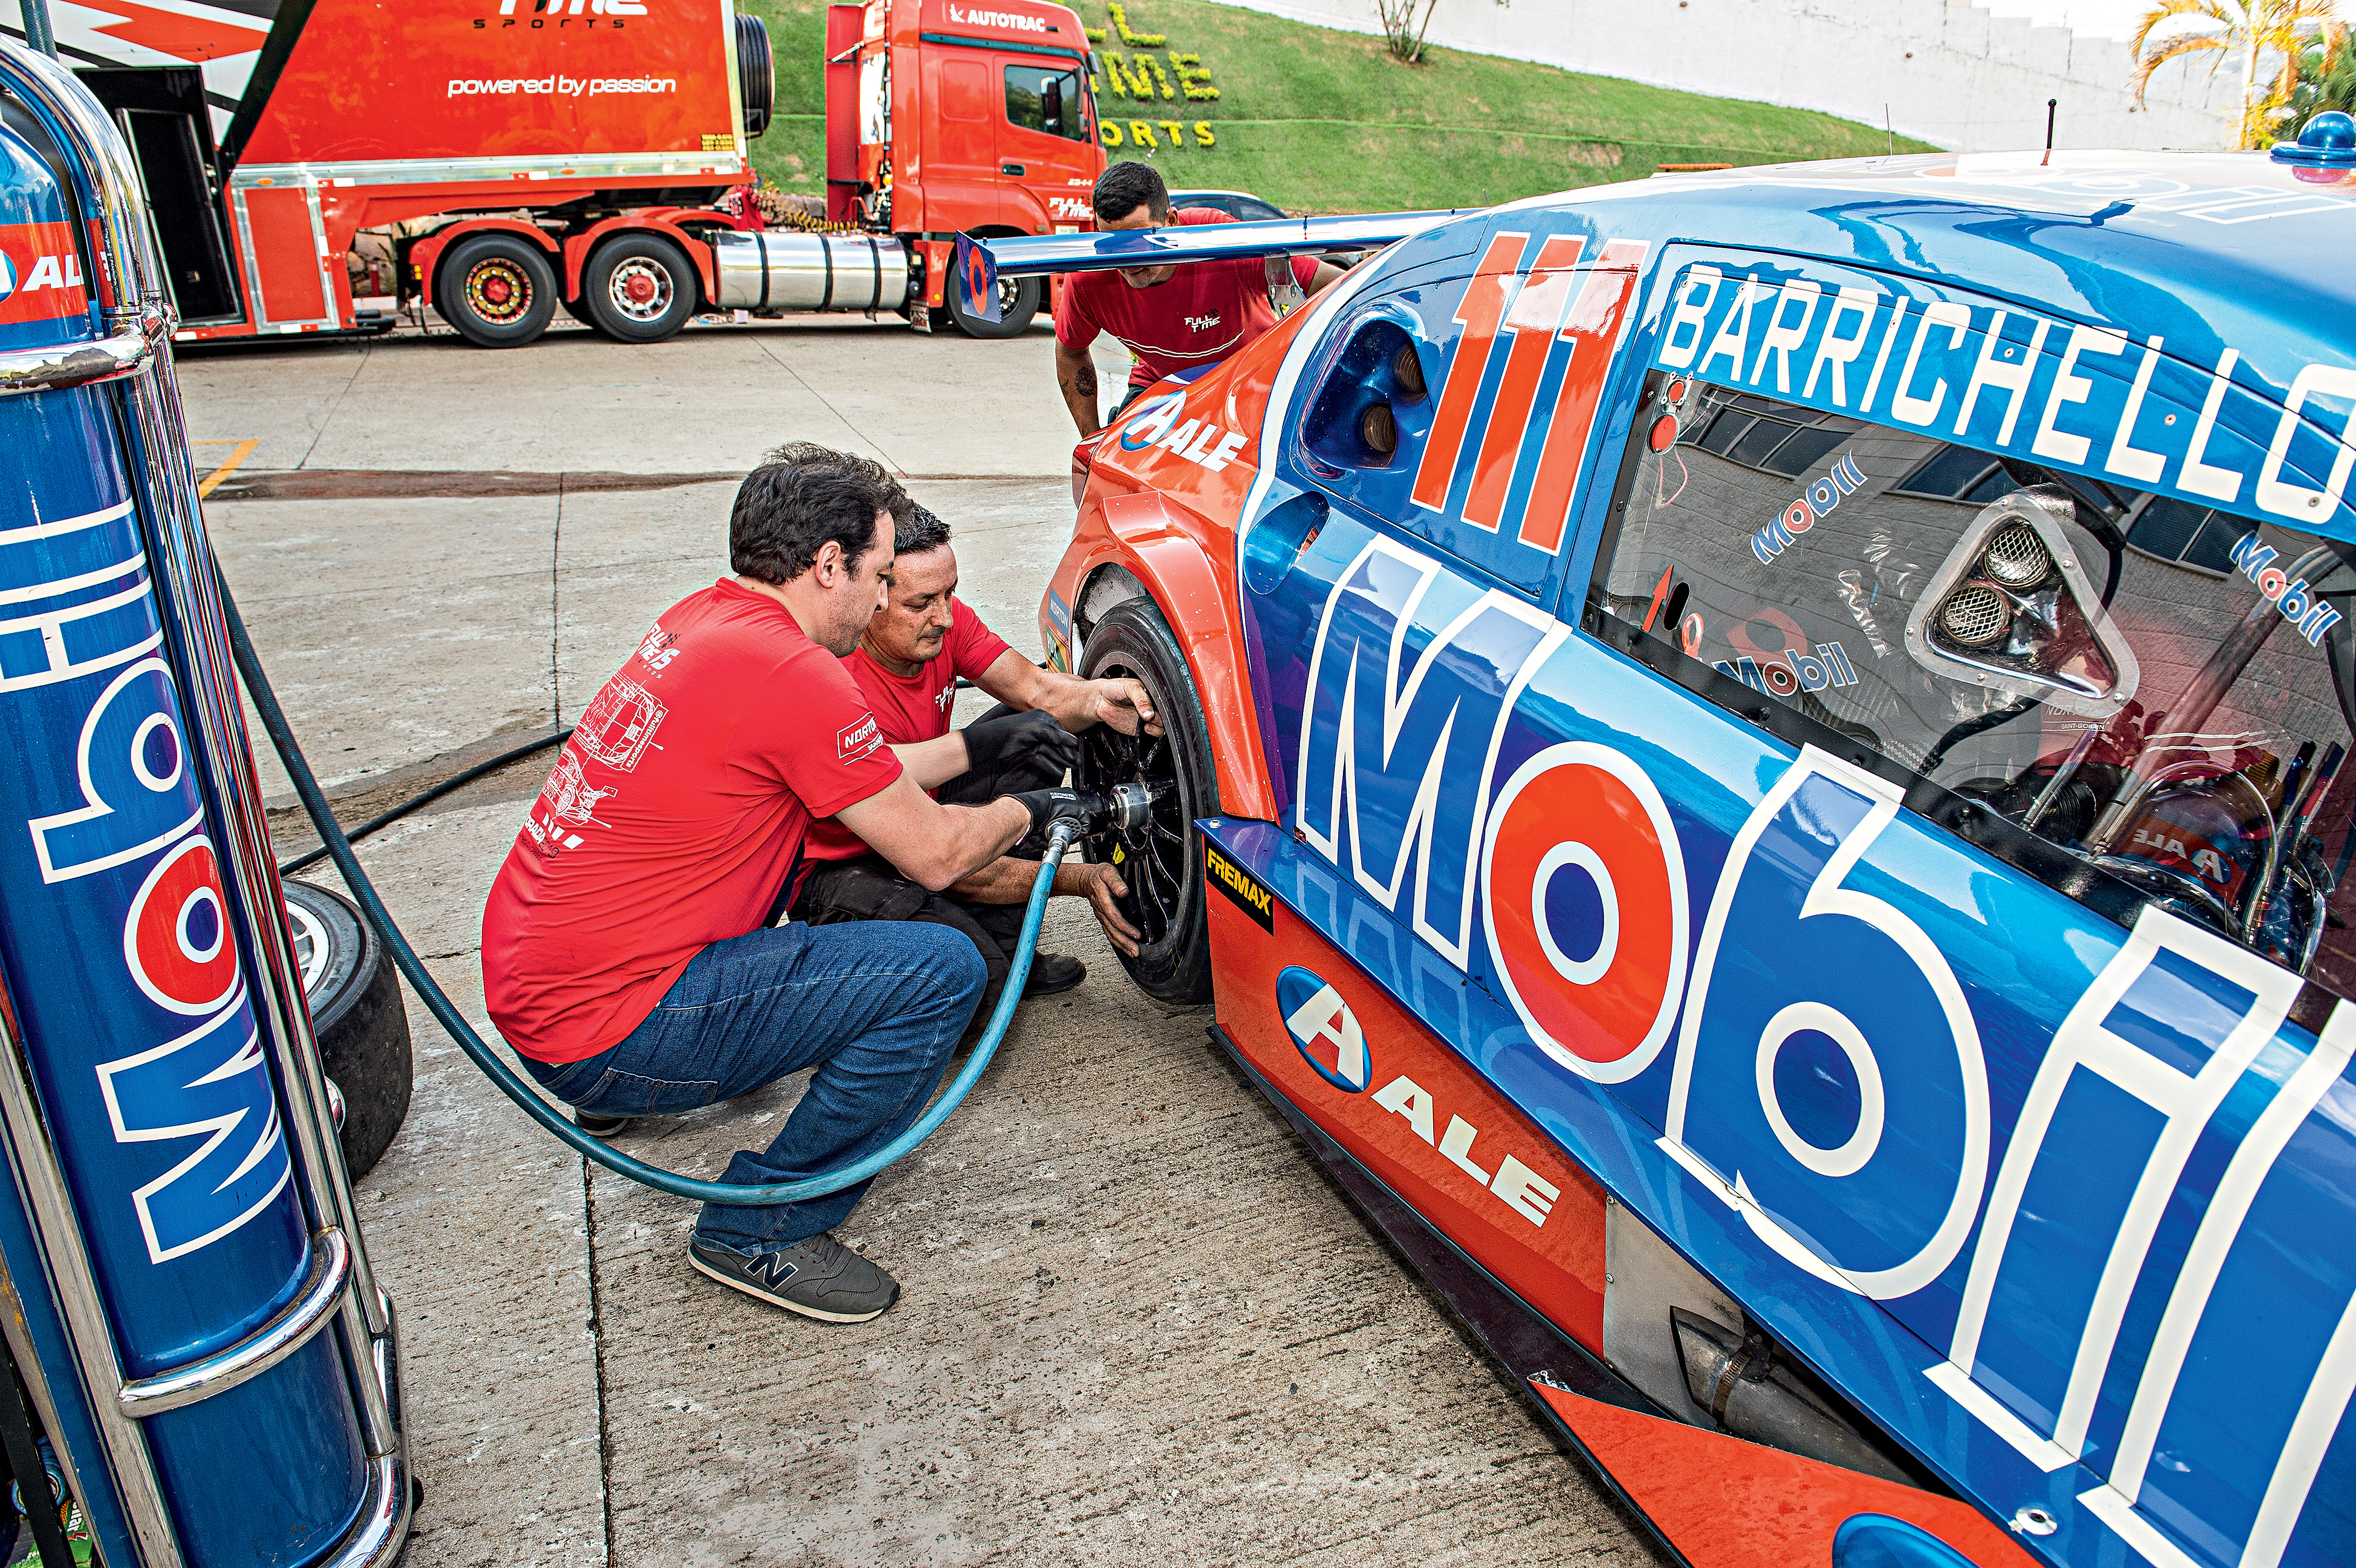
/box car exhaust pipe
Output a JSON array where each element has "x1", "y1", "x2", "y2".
[{"x1": 1671, "y1": 1309, "x2": 1923, "y2": 1485}]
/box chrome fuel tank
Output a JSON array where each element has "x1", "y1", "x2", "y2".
[{"x1": 708, "y1": 229, "x2": 910, "y2": 313}]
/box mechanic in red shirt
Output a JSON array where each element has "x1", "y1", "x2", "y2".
[
  {"x1": 793, "y1": 504, "x2": 1155, "y2": 1017},
  {"x1": 479, "y1": 446, "x2": 1089, "y2": 1325},
  {"x1": 1052, "y1": 161, "x2": 1345, "y2": 436}
]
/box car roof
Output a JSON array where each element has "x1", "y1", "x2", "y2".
[
  {"x1": 1447, "y1": 149, "x2": 2356, "y2": 409},
  {"x1": 1168, "y1": 190, "x2": 1265, "y2": 202}
]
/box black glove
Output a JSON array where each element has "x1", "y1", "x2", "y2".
[
  {"x1": 1006, "y1": 786, "x2": 1109, "y2": 839},
  {"x1": 962, "y1": 710, "x2": 1081, "y2": 779}
]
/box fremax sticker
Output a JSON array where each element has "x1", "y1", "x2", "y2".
[{"x1": 1751, "y1": 452, "x2": 1867, "y2": 565}]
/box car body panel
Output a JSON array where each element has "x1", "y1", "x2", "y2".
[{"x1": 1029, "y1": 150, "x2": 2356, "y2": 1568}]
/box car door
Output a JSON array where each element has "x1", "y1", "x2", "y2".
[{"x1": 1239, "y1": 234, "x2": 2356, "y2": 1568}]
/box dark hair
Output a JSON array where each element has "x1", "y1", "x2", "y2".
[
  {"x1": 896, "y1": 504, "x2": 952, "y2": 556},
  {"x1": 1092, "y1": 161, "x2": 1170, "y2": 226},
  {"x1": 730, "y1": 444, "x2": 912, "y2": 584}
]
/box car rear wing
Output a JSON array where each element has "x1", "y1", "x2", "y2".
[{"x1": 954, "y1": 211, "x2": 1463, "y2": 322}]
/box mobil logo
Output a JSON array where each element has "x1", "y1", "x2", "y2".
[{"x1": 1278, "y1": 966, "x2": 1371, "y2": 1092}]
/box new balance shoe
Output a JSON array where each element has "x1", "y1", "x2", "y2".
[
  {"x1": 687, "y1": 1231, "x2": 900, "y2": 1323},
  {"x1": 1023, "y1": 952, "x2": 1086, "y2": 996}
]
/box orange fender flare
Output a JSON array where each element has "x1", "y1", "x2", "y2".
[
  {"x1": 563, "y1": 212, "x2": 719, "y2": 307},
  {"x1": 409, "y1": 218, "x2": 559, "y2": 312},
  {"x1": 1092, "y1": 491, "x2": 1277, "y2": 824}
]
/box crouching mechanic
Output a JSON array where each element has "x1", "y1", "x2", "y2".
[
  {"x1": 793, "y1": 504, "x2": 1157, "y2": 1011},
  {"x1": 480, "y1": 446, "x2": 1090, "y2": 1324}
]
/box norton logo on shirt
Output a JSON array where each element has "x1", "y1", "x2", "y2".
[
  {"x1": 1279, "y1": 967, "x2": 1371, "y2": 1093},
  {"x1": 837, "y1": 713, "x2": 882, "y2": 763}
]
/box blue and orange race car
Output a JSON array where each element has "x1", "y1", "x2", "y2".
[{"x1": 968, "y1": 120, "x2": 2356, "y2": 1568}]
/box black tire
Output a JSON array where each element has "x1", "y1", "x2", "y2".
[
  {"x1": 582, "y1": 233, "x2": 699, "y2": 344},
  {"x1": 944, "y1": 262, "x2": 1040, "y2": 339},
  {"x1": 285, "y1": 880, "x2": 413, "y2": 1180},
  {"x1": 1077, "y1": 597, "x2": 1216, "y2": 1003},
  {"x1": 436, "y1": 233, "x2": 558, "y2": 349}
]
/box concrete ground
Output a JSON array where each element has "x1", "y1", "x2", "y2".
[{"x1": 187, "y1": 314, "x2": 1664, "y2": 1567}]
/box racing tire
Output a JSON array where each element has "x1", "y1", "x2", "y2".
[
  {"x1": 284, "y1": 880, "x2": 413, "y2": 1181},
  {"x1": 582, "y1": 233, "x2": 700, "y2": 344},
  {"x1": 436, "y1": 233, "x2": 558, "y2": 350},
  {"x1": 1077, "y1": 597, "x2": 1217, "y2": 1004},
  {"x1": 943, "y1": 266, "x2": 1041, "y2": 340}
]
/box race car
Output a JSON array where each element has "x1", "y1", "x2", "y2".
[{"x1": 976, "y1": 115, "x2": 2356, "y2": 1568}]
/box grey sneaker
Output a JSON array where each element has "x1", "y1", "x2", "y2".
[
  {"x1": 573, "y1": 1109, "x2": 632, "y2": 1139},
  {"x1": 1023, "y1": 952, "x2": 1086, "y2": 996},
  {"x1": 687, "y1": 1231, "x2": 900, "y2": 1323}
]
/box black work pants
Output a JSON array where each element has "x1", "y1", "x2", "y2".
[{"x1": 789, "y1": 706, "x2": 1061, "y2": 1030}]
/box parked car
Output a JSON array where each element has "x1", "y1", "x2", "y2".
[
  {"x1": 1168, "y1": 188, "x2": 1361, "y2": 267},
  {"x1": 1000, "y1": 123, "x2": 2356, "y2": 1568}
]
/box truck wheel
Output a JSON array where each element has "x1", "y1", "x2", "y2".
[
  {"x1": 944, "y1": 269, "x2": 1040, "y2": 339},
  {"x1": 284, "y1": 880, "x2": 413, "y2": 1180},
  {"x1": 436, "y1": 233, "x2": 558, "y2": 349},
  {"x1": 1076, "y1": 597, "x2": 1216, "y2": 1003},
  {"x1": 583, "y1": 234, "x2": 699, "y2": 344}
]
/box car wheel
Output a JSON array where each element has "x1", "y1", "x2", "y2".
[
  {"x1": 1077, "y1": 597, "x2": 1216, "y2": 1003},
  {"x1": 436, "y1": 233, "x2": 558, "y2": 349},
  {"x1": 583, "y1": 233, "x2": 699, "y2": 344},
  {"x1": 944, "y1": 267, "x2": 1040, "y2": 340},
  {"x1": 284, "y1": 880, "x2": 413, "y2": 1180}
]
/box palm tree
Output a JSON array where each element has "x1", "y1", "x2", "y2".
[
  {"x1": 2285, "y1": 21, "x2": 2356, "y2": 133},
  {"x1": 2131, "y1": 0, "x2": 2343, "y2": 148}
]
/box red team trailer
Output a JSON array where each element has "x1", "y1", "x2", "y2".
[{"x1": 0, "y1": 0, "x2": 1103, "y2": 345}]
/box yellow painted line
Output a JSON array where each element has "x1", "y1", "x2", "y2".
[{"x1": 192, "y1": 439, "x2": 259, "y2": 498}]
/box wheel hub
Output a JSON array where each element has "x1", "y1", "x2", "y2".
[
  {"x1": 609, "y1": 260, "x2": 673, "y2": 321},
  {"x1": 464, "y1": 259, "x2": 532, "y2": 325},
  {"x1": 1079, "y1": 699, "x2": 1189, "y2": 947}
]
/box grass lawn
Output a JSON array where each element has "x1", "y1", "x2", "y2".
[{"x1": 735, "y1": 0, "x2": 1933, "y2": 213}]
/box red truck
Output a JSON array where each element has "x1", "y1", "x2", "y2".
[{"x1": 0, "y1": 0, "x2": 1103, "y2": 346}]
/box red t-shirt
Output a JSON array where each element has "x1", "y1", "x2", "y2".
[
  {"x1": 480, "y1": 580, "x2": 904, "y2": 1062},
  {"x1": 803, "y1": 597, "x2": 1012, "y2": 862},
  {"x1": 1054, "y1": 209, "x2": 1319, "y2": 389}
]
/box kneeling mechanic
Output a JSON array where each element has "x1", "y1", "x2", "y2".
[
  {"x1": 479, "y1": 445, "x2": 1083, "y2": 1324},
  {"x1": 793, "y1": 501, "x2": 1155, "y2": 1015}
]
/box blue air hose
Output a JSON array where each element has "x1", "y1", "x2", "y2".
[{"x1": 217, "y1": 574, "x2": 1069, "y2": 1206}]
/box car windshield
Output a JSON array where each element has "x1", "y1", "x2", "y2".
[{"x1": 1589, "y1": 372, "x2": 2356, "y2": 1009}]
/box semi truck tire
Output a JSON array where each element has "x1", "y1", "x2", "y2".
[
  {"x1": 437, "y1": 232, "x2": 559, "y2": 349},
  {"x1": 1076, "y1": 597, "x2": 1216, "y2": 1003},
  {"x1": 284, "y1": 880, "x2": 413, "y2": 1181},
  {"x1": 584, "y1": 233, "x2": 699, "y2": 344},
  {"x1": 944, "y1": 269, "x2": 1040, "y2": 339}
]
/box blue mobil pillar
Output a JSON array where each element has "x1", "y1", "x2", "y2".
[{"x1": 0, "y1": 42, "x2": 410, "y2": 1568}]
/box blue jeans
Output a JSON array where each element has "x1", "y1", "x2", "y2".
[{"x1": 521, "y1": 919, "x2": 985, "y2": 1248}]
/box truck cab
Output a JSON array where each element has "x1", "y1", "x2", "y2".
[{"x1": 830, "y1": 0, "x2": 1101, "y2": 333}]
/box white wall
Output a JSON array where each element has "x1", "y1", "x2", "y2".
[{"x1": 1217, "y1": 0, "x2": 2246, "y2": 151}]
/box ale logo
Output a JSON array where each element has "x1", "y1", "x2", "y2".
[{"x1": 1279, "y1": 966, "x2": 1371, "y2": 1092}]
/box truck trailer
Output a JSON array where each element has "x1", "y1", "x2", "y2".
[{"x1": 0, "y1": 0, "x2": 1103, "y2": 346}]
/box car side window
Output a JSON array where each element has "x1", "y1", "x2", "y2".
[
  {"x1": 1589, "y1": 370, "x2": 2356, "y2": 1004},
  {"x1": 1004, "y1": 66, "x2": 1083, "y2": 140}
]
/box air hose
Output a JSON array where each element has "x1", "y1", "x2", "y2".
[{"x1": 217, "y1": 572, "x2": 1073, "y2": 1206}]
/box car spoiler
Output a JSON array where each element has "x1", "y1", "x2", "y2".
[{"x1": 953, "y1": 211, "x2": 1465, "y2": 323}]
